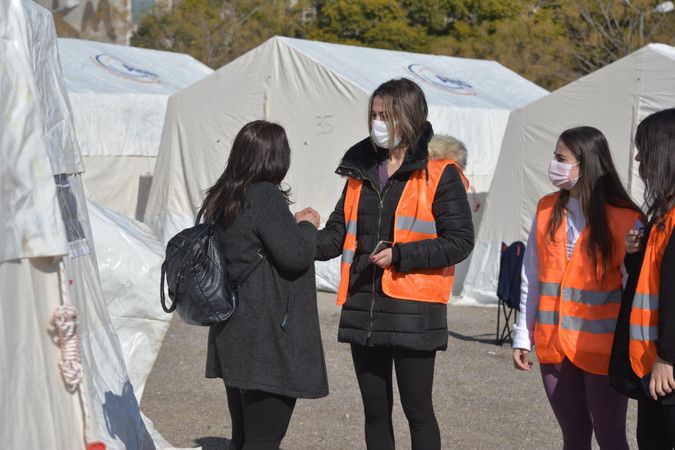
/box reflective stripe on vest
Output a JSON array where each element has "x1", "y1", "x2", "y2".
[
  {"x1": 335, "y1": 180, "x2": 362, "y2": 305},
  {"x1": 533, "y1": 192, "x2": 641, "y2": 375},
  {"x1": 336, "y1": 159, "x2": 469, "y2": 305},
  {"x1": 629, "y1": 208, "x2": 675, "y2": 378}
]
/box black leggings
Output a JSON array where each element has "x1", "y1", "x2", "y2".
[
  {"x1": 350, "y1": 344, "x2": 440, "y2": 450},
  {"x1": 637, "y1": 398, "x2": 675, "y2": 449},
  {"x1": 225, "y1": 385, "x2": 296, "y2": 450}
]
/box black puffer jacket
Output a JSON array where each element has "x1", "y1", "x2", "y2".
[{"x1": 316, "y1": 122, "x2": 474, "y2": 351}]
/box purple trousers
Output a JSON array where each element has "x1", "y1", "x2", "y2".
[{"x1": 540, "y1": 357, "x2": 629, "y2": 450}]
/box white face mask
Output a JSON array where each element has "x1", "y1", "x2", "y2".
[
  {"x1": 370, "y1": 120, "x2": 401, "y2": 149},
  {"x1": 548, "y1": 159, "x2": 579, "y2": 190}
]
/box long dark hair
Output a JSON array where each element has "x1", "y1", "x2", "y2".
[
  {"x1": 634, "y1": 108, "x2": 675, "y2": 230},
  {"x1": 198, "y1": 120, "x2": 291, "y2": 225},
  {"x1": 547, "y1": 126, "x2": 643, "y2": 272},
  {"x1": 368, "y1": 78, "x2": 428, "y2": 151}
]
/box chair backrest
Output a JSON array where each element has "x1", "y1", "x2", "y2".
[{"x1": 496, "y1": 241, "x2": 526, "y2": 310}]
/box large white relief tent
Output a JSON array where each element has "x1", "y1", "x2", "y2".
[
  {"x1": 145, "y1": 36, "x2": 547, "y2": 292},
  {"x1": 0, "y1": 1, "x2": 170, "y2": 448},
  {"x1": 461, "y1": 43, "x2": 675, "y2": 305},
  {"x1": 57, "y1": 38, "x2": 213, "y2": 220}
]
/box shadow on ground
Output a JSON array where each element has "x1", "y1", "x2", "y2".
[
  {"x1": 194, "y1": 436, "x2": 231, "y2": 450},
  {"x1": 448, "y1": 330, "x2": 498, "y2": 345}
]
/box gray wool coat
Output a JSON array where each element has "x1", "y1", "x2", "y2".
[{"x1": 205, "y1": 182, "x2": 328, "y2": 399}]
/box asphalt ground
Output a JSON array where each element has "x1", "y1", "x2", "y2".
[{"x1": 142, "y1": 292, "x2": 638, "y2": 449}]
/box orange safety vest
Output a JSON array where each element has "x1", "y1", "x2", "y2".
[
  {"x1": 629, "y1": 208, "x2": 675, "y2": 378},
  {"x1": 534, "y1": 192, "x2": 640, "y2": 375},
  {"x1": 336, "y1": 159, "x2": 469, "y2": 306}
]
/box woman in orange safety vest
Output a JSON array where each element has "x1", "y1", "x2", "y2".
[
  {"x1": 312, "y1": 78, "x2": 474, "y2": 450},
  {"x1": 609, "y1": 108, "x2": 675, "y2": 449},
  {"x1": 512, "y1": 126, "x2": 643, "y2": 450}
]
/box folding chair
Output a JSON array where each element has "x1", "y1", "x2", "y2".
[{"x1": 495, "y1": 241, "x2": 525, "y2": 346}]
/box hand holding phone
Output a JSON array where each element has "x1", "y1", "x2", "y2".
[
  {"x1": 369, "y1": 240, "x2": 393, "y2": 259},
  {"x1": 369, "y1": 240, "x2": 394, "y2": 268},
  {"x1": 625, "y1": 220, "x2": 645, "y2": 254}
]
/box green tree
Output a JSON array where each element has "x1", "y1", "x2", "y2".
[
  {"x1": 401, "y1": 0, "x2": 521, "y2": 36},
  {"x1": 129, "y1": 0, "x2": 675, "y2": 91},
  {"x1": 429, "y1": 2, "x2": 574, "y2": 90},
  {"x1": 306, "y1": 0, "x2": 430, "y2": 52},
  {"x1": 131, "y1": 0, "x2": 305, "y2": 69},
  {"x1": 400, "y1": 0, "x2": 453, "y2": 35}
]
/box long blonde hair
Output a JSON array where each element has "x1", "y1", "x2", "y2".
[{"x1": 368, "y1": 78, "x2": 428, "y2": 152}]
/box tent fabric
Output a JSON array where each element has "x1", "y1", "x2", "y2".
[
  {"x1": 0, "y1": 257, "x2": 84, "y2": 449},
  {"x1": 88, "y1": 200, "x2": 169, "y2": 401},
  {"x1": 145, "y1": 36, "x2": 547, "y2": 296},
  {"x1": 1, "y1": 2, "x2": 171, "y2": 448},
  {"x1": 82, "y1": 156, "x2": 156, "y2": 220},
  {"x1": 57, "y1": 38, "x2": 213, "y2": 158},
  {"x1": 56, "y1": 38, "x2": 212, "y2": 218},
  {"x1": 23, "y1": 3, "x2": 82, "y2": 175},
  {"x1": 460, "y1": 44, "x2": 675, "y2": 305},
  {"x1": 0, "y1": 0, "x2": 69, "y2": 263}
]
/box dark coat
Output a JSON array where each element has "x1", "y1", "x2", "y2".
[
  {"x1": 610, "y1": 223, "x2": 675, "y2": 405},
  {"x1": 206, "y1": 182, "x2": 328, "y2": 399},
  {"x1": 316, "y1": 122, "x2": 475, "y2": 351}
]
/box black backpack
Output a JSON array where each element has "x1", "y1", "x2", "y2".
[{"x1": 159, "y1": 211, "x2": 265, "y2": 326}]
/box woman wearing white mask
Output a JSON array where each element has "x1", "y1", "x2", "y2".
[
  {"x1": 512, "y1": 127, "x2": 644, "y2": 450},
  {"x1": 313, "y1": 78, "x2": 474, "y2": 449}
]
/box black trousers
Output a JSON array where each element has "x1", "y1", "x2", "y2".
[
  {"x1": 225, "y1": 385, "x2": 296, "y2": 450},
  {"x1": 637, "y1": 398, "x2": 675, "y2": 449},
  {"x1": 350, "y1": 344, "x2": 441, "y2": 450}
]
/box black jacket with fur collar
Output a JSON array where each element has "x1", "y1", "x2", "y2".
[{"x1": 316, "y1": 122, "x2": 474, "y2": 351}]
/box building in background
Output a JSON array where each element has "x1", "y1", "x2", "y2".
[{"x1": 36, "y1": 0, "x2": 159, "y2": 44}]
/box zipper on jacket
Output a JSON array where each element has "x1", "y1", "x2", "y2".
[{"x1": 367, "y1": 180, "x2": 393, "y2": 340}]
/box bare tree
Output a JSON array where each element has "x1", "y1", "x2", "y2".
[{"x1": 563, "y1": 0, "x2": 675, "y2": 74}]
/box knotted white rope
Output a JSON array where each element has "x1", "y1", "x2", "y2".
[
  {"x1": 52, "y1": 301, "x2": 83, "y2": 389},
  {"x1": 51, "y1": 259, "x2": 104, "y2": 450}
]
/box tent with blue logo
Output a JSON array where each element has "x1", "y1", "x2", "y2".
[
  {"x1": 57, "y1": 38, "x2": 213, "y2": 220},
  {"x1": 145, "y1": 36, "x2": 548, "y2": 294}
]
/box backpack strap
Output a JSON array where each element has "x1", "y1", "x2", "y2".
[
  {"x1": 234, "y1": 248, "x2": 266, "y2": 288},
  {"x1": 160, "y1": 261, "x2": 177, "y2": 313},
  {"x1": 195, "y1": 206, "x2": 223, "y2": 227}
]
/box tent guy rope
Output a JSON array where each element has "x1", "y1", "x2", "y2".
[{"x1": 51, "y1": 259, "x2": 105, "y2": 450}]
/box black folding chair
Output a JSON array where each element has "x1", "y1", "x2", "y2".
[{"x1": 495, "y1": 241, "x2": 525, "y2": 346}]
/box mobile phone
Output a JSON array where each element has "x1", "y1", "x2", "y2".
[
  {"x1": 370, "y1": 240, "x2": 394, "y2": 259},
  {"x1": 631, "y1": 219, "x2": 645, "y2": 237}
]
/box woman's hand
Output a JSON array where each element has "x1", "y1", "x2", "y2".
[
  {"x1": 295, "y1": 208, "x2": 320, "y2": 228},
  {"x1": 512, "y1": 348, "x2": 533, "y2": 371},
  {"x1": 370, "y1": 248, "x2": 393, "y2": 268},
  {"x1": 625, "y1": 229, "x2": 645, "y2": 254},
  {"x1": 649, "y1": 356, "x2": 675, "y2": 400}
]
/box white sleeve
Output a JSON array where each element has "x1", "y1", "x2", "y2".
[{"x1": 512, "y1": 217, "x2": 540, "y2": 351}]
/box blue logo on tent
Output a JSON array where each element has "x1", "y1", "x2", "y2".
[
  {"x1": 93, "y1": 54, "x2": 161, "y2": 84},
  {"x1": 407, "y1": 64, "x2": 475, "y2": 95}
]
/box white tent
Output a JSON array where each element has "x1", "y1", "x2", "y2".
[
  {"x1": 461, "y1": 43, "x2": 675, "y2": 305},
  {"x1": 145, "y1": 36, "x2": 547, "y2": 292},
  {"x1": 0, "y1": 2, "x2": 169, "y2": 448},
  {"x1": 57, "y1": 38, "x2": 213, "y2": 220},
  {"x1": 89, "y1": 201, "x2": 168, "y2": 401}
]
